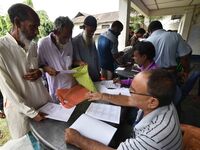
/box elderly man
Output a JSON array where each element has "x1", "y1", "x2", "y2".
[
  {"x1": 65, "y1": 69, "x2": 183, "y2": 149},
  {"x1": 72, "y1": 15, "x2": 100, "y2": 82},
  {"x1": 0, "y1": 3, "x2": 51, "y2": 139},
  {"x1": 38, "y1": 16, "x2": 76, "y2": 102}
]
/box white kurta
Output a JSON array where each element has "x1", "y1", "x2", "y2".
[
  {"x1": 38, "y1": 33, "x2": 76, "y2": 102},
  {"x1": 0, "y1": 33, "x2": 51, "y2": 139}
]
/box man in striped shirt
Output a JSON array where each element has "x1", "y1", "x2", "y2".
[{"x1": 65, "y1": 69, "x2": 183, "y2": 150}]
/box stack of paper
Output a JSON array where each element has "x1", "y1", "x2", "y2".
[
  {"x1": 94, "y1": 81, "x2": 130, "y2": 96},
  {"x1": 85, "y1": 103, "x2": 121, "y2": 124},
  {"x1": 100, "y1": 80, "x2": 121, "y2": 89},
  {"x1": 70, "y1": 114, "x2": 117, "y2": 145},
  {"x1": 38, "y1": 102, "x2": 75, "y2": 122}
]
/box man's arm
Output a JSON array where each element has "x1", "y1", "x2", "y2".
[
  {"x1": 85, "y1": 92, "x2": 132, "y2": 107},
  {"x1": 179, "y1": 53, "x2": 190, "y2": 79},
  {"x1": 65, "y1": 128, "x2": 114, "y2": 150}
]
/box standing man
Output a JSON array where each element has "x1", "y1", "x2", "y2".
[
  {"x1": 130, "y1": 28, "x2": 146, "y2": 46},
  {"x1": 0, "y1": 3, "x2": 51, "y2": 139},
  {"x1": 72, "y1": 15, "x2": 100, "y2": 82},
  {"x1": 65, "y1": 69, "x2": 183, "y2": 149},
  {"x1": 146, "y1": 20, "x2": 192, "y2": 80},
  {"x1": 38, "y1": 16, "x2": 76, "y2": 103},
  {"x1": 97, "y1": 20, "x2": 123, "y2": 80}
]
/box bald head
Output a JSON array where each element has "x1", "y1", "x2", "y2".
[{"x1": 132, "y1": 69, "x2": 176, "y2": 107}]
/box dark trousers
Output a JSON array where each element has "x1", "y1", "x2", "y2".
[{"x1": 0, "y1": 92, "x2": 3, "y2": 110}]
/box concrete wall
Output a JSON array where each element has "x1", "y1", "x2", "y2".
[{"x1": 187, "y1": 6, "x2": 200, "y2": 55}]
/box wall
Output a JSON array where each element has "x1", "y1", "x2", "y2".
[{"x1": 187, "y1": 6, "x2": 200, "y2": 55}]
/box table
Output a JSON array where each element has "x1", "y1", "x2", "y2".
[
  {"x1": 30, "y1": 101, "x2": 133, "y2": 150},
  {"x1": 115, "y1": 66, "x2": 139, "y2": 78}
]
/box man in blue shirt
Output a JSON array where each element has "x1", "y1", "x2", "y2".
[{"x1": 97, "y1": 21, "x2": 123, "y2": 80}]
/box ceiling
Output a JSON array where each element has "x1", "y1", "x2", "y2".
[{"x1": 131, "y1": 0, "x2": 200, "y2": 16}]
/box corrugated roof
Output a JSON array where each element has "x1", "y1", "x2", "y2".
[{"x1": 72, "y1": 11, "x2": 119, "y2": 25}]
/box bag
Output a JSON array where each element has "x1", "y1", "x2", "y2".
[{"x1": 72, "y1": 65, "x2": 97, "y2": 92}]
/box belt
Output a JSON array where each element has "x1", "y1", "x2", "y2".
[{"x1": 162, "y1": 66, "x2": 177, "y2": 72}]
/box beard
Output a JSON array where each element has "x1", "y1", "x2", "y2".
[
  {"x1": 82, "y1": 31, "x2": 93, "y2": 47},
  {"x1": 19, "y1": 30, "x2": 31, "y2": 51}
]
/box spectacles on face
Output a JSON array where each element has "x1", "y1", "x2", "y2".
[{"x1": 129, "y1": 90, "x2": 152, "y2": 97}]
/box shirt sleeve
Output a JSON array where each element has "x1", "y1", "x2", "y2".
[
  {"x1": 72, "y1": 38, "x2": 82, "y2": 61},
  {"x1": 0, "y1": 56, "x2": 38, "y2": 118},
  {"x1": 111, "y1": 40, "x2": 118, "y2": 55},
  {"x1": 37, "y1": 39, "x2": 48, "y2": 67},
  {"x1": 117, "y1": 135, "x2": 160, "y2": 150},
  {"x1": 176, "y1": 33, "x2": 192, "y2": 57}
]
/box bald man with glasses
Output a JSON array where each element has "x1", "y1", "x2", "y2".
[{"x1": 65, "y1": 69, "x2": 183, "y2": 150}]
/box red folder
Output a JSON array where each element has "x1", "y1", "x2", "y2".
[{"x1": 56, "y1": 84, "x2": 89, "y2": 108}]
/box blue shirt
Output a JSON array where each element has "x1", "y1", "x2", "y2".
[
  {"x1": 98, "y1": 35, "x2": 115, "y2": 71},
  {"x1": 98, "y1": 29, "x2": 118, "y2": 72}
]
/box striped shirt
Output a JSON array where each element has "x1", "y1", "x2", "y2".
[{"x1": 117, "y1": 104, "x2": 183, "y2": 150}]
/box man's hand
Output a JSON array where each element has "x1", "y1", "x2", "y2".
[
  {"x1": 73, "y1": 60, "x2": 87, "y2": 67},
  {"x1": 0, "y1": 110, "x2": 5, "y2": 119},
  {"x1": 33, "y1": 112, "x2": 46, "y2": 122},
  {"x1": 65, "y1": 128, "x2": 81, "y2": 147},
  {"x1": 43, "y1": 66, "x2": 59, "y2": 76},
  {"x1": 85, "y1": 92, "x2": 102, "y2": 101},
  {"x1": 23, "y1": 69, "x2": 42, "y2": 81},
  {"x1": 65, "y1": 128, "x2": 114, "y2": 150}
]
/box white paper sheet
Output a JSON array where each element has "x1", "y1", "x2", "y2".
[
  {"x1": 38, "y1": 102, "x2": 75, "y2": 122},
  {"x1": 100, "y1": 80, "x2": 121, "y2": 89},
  {"x1": 115, "y1": 67, "x2": 125, "y2": 71},
  {"x1": 70, "y1": 114, "x2": 117, "y2": 145},
  {"x1": 94, "y1": 82, "x2": 130, "y2": 96},
  {"x1": 85, "y1": 103, "x2": 121, "y2": 124},
  {"x1": 58, "y1": 69, "x2": 77, "y2": 74}
]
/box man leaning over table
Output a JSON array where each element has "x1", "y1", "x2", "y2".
[
  {"x1": 65, "y1": 69, "x2": 183, "y2": 150},
  {"x1": 0, "y1": 3, "x2": 51, "y2": 139},
  {"x1": 38, "y1": 16, "x2": 76, "y2": 103}
]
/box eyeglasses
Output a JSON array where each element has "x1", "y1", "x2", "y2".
[{"x1": 129, "y1": 91, "x2": 152, "y2": 97}]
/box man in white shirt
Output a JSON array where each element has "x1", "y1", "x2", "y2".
[
  {"x1": 65, "y1": 69, "x2": 183, "y2": 150},
  {"x1": 0, "y1": 3, "x2": 51, "y2": 139},
  {"x1": 38, "y1": 16, "x2": 76, "y2": 102},
  {"x1": 146, "y1": 20, "x2": 191, "y2": 80}
]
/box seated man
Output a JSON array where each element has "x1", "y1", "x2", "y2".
[{"x1": 65, "y1": 69, "x2": 183, "y2": 149}]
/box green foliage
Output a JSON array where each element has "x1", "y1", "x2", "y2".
[
  {"x1": 0, "y1": 15, "x2": 11, "y2": 37},
  {"x1": 0, "y1": 0, "x2": 53, "y2": 40},
  {"x1": 148, "y1": 16, "x2": 163, "y2": 22},
  {"x1": 23, "y1": 0, "x2": 34, "y2": 8},
  {"x1": 129, "y1": 8, "x2": 145, "y2": 32},
  {"x1": 130, "y1": 15, "x2": 144, "y2": 32},
  {"x1": 37, "y1": 10, "x2": 53, "y2": 40}
]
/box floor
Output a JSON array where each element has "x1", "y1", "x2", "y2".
[
  {"x1": 180, "y1": 90, "x2": 200, "y2": 127},
  {"x1": 180, "y1": 58, "x2": 200, "y2": 127}
]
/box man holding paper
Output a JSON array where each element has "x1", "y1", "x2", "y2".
[
  {"x1": 38, "y1": 16, "x2": 76, "y2": 102},
  {"x1": 65, "y1": 69, "x2": 182, "y2": 149}
]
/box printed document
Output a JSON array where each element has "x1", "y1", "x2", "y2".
[
  {"x1": 94, "y1": 81, "x2": 130, "y2": 96},
  {"x1": 85, "y1": 103, "x2": 121, "y2": 124},
  {"x1": 58, "y1": 70, "x2": 77, "y2": 74},
  {"x1": 70, "y1": 114, "x2": 117, "y2": 145},
  {"x1": 38, "y1": 102, "x2": 75, "y2": 122}
]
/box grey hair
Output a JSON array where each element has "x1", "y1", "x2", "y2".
[{"x1": 54, "y1": 16, "x2": 74, "y2": 31}]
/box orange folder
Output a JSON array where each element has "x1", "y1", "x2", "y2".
[{"x1": 56, "y1": 84, "x2": 89, "y2": 108}]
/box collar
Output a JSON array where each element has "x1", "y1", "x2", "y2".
[
  {"x1": 140, "y1": 61, "x2": 156, "y2": 71},
  {"x1": 135, "y1": 104, "x2": 173, "y2": 130}
]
